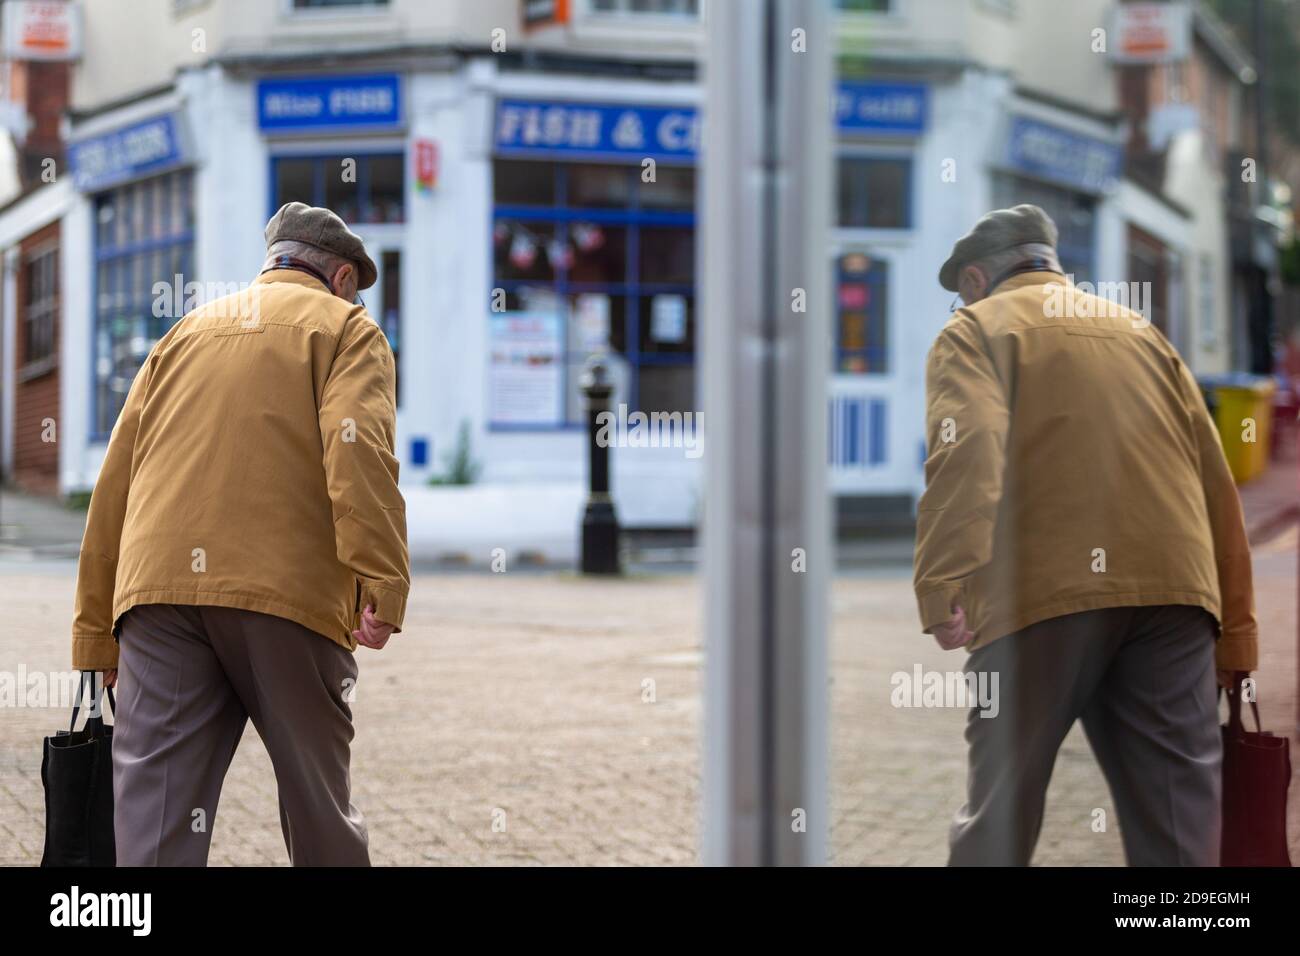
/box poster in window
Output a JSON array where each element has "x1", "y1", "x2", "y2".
[
  {"x1": 489, "y1": 312, "x2": 562, "y2": 426},
  {"x1": 575, "y1": 293, "x2": 610, "y2": 352},
  {"x1": 650, "y1": 294, "x2": 687, "y2": 344}
]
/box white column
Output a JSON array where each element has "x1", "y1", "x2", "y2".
[{"x1": 1, "y1": 245, "x2": 19, "y2": 479}]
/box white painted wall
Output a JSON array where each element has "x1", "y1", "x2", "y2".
[
  {"x1": 72, "y1": 0, "x2": 704, "y2": 115},
  {"x1": 1165, "y1": 128, "x2": 1232, "y2": 374}
]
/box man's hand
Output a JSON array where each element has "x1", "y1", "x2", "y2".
[
  {"x1": 931, "y1": 605, "x2": 975, "y2": 650},
  {"x1": 103, "y1": 669, "x2": 117, "y2": 690},
  {"x1": 352, "y1": 605, "x2": 396, "y2": 650}
]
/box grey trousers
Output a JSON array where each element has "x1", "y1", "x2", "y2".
[
  {"x1": 949, "y1": 604, "x2": 1222, "y2": 867},
  {"x1": 113, "y1": 604, "x2": 369, "y2": 866}
]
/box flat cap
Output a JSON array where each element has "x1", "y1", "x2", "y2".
[
  {"x1": 938, "y1": 204, "x2": 1059, "y2": 292},
  {"x1": 264, "y1": 201, "x2": 377, "y2": 290}
]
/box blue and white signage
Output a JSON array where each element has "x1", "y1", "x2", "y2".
[
  {"x1": 257, "y1": 73, "x2": 402, "y2": 133},
  {"x1": 836, "y1": 81, "x2": 928, "y2": 135},
  {"x1": 1005, "y1": 116, "x2": 1122, "y2": 194},
  {"x1": 495, "y1": 99, "x2": 699, "y2": 162},
  {"x1": 68, "y1": 112, "x2": 189, "y2": 193}
]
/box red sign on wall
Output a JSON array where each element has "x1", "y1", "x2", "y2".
[{"x1": 414, "y1": 138, "x2": 438, "y2": 193}]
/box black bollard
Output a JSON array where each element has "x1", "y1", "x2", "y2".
[{"x1": 580, "y1": 357, "x2": 621, "y2": 575}]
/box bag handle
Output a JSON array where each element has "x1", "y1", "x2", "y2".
[
  {"x1": 69, "y1": 670, "x2": 115, "y2": 735},
  {"x1": 1223, "y1": 671, "x2": 1262, "y2": 737}
]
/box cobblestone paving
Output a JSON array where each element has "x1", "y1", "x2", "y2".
[{"x1": 2, "y1": 530, "x2": 1294, "y2": 866}]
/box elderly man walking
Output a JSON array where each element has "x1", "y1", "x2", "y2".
[
  {"x1": 71, "y1": 203, "x2": 410, "y2": 866},
  {"x1": 915, "y1": 204, "x2": 1257, "y2": 866}
]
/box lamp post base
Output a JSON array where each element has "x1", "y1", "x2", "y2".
[{"x1": 581, "y1": 500, "x2": 621, "y2": 575}]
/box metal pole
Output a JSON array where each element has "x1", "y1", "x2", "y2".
[
  {"x1": 701, "y1": 0, "x2": 831, "y2": 866},
  {"x1": 580, "y1": 356, "x2": 620, "y2": 575}
]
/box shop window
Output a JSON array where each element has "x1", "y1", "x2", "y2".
[
  {"x1": 837, "y1": 156, "x2": 911, "y2": 229},
  {"x1": 568, "y1": 163, "x2": 633, "y2": 208},
  {"x1": 366, "y1": 154, "x2": 404, "y2": 223},
  {"x1": 493, "y1": 221, "x2": 557, "y2": 282},
  {"x1": 491, "y1": 159, "x2": 696, "y2": 428},
  {"x1": 23, "y1": 246, "x2": 58, "y2": 370},
  {"x1": 494, "y1": 160, "x2": 557, "y2": 206},
  {"x1": 589, "y1": 0, "x2": 700, "y2": 16},
  {"x1": 638, "y1": 166, "x2": 695, "y2": 211},
  {"x1": 275, "y1": 158, "x2": 315, "y2": 209},
  {"x1": 835, "y1": 252, "x2": 888, "y2": 374},
  {"x1": 270, "y1": 153, "x2": 404, "y2": 224},
  {"x1": 837, "y1": 0, "x2": 894, "y2": 12},
  {"x1": 639, "y1": 226, "x2": 694, "y2": 284},
  {"x1": 93, "y1": 169, "x2": 195, "y2": 438},
  {"x1": 292, "y1": 0, "x2": 389, "y2": 8}
]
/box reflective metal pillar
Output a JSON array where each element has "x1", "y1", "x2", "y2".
[{"x1": 701, "y1": 0, "x2": 832, "y2": 866}]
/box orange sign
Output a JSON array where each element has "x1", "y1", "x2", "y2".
[
  {"x1": 523, "y1": 0, "x2": 570, "y2": 30},
  {"x1": 2, "y1": 1, "x2": 82, "y2": 61},
  {"x1": 1112, "y1": 2, "x2": 1191, "y2": 64}
]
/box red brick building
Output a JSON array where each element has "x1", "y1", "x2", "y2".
[
  {"x1": 0, "y1": 48, "x2": 70, "y2": 494},
  {"x1": 9, "y1": 217, "x2": 59, "y2": 492}
]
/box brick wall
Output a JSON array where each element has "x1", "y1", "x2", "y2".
[
  {"x1": 12, "y1": 220, "x2": 60, "y2": 494},
  {"x1": 6, "y1": 60, "x2": 69, "y2": 189}
]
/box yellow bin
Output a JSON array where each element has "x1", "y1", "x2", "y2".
[{"x1": 1201, "y1": 375, "x2": 1276, "y2": 484}]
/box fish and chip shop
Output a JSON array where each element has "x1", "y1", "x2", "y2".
[
  {"x1": 45, "y1": 67, "x2": 713, "y2": 529},
  {"x1": 486, "y1": 95, "x2": 703, "y2": 524}
]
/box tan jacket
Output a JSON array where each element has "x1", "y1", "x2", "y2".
[
  {"x1": 914, "y1": 271, "x2": 1257, "y2": 672},
  {"x1": 72, "y1": 268, "x2": 410, "y2": 670}
]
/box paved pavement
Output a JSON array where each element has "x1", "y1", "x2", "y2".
[{"x1": 0, "y1": 457, "x2": 1295, "y2": 866}]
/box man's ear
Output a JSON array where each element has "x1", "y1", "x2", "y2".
[{"x1": 332, "y1": 262, "x2": 355, "y2": 295}]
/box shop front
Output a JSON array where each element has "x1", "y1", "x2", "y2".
[
  {"x1": 991, "y1": 112, "x2": 1123, "y2": 284},
  {"x1": 256, "y1": 72, "x2": 407, "y2": 409},
  {"x1": 829, "y1": 79, "x2": 927, "y2": 510},
  {"x1": 487, "y1": 94, "x2": 700, "y2": 524},
  {"x1": 66, "y1": 107, "x2": 197, "y2": 448}
]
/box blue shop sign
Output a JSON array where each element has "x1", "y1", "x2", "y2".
[
  {"x1": 68, "y1": 112, "x2": 188, "y2": 193},
  {"x1": 1005, "y1": 116, "x2": 1122, "y2": 194},
  {"x1": 836, "y1": 81, "x2": 928, "y2": 135},
  {"x1": 257, "y1": 73, "x2": 402, "y2": 133},
  {"x1": 495, "y1": 99, "x2": 699, "y2": 162}
]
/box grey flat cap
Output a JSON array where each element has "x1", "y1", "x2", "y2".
[
  {"x1": 264, "y1": 202, "x2": 378, "y2": 290},
  {"x1": 938, "y1": 204, "x2": 1059, "y2": 292}
]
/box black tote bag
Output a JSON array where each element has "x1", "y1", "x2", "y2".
[
  {"x1": 1220, "y1": 674, "x2": 1292, "y2": 867},
  {"x1": 41, "y1": 671, "x2": 117, "y2": 867}
]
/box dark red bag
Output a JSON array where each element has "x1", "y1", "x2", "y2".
[{"x1": 1220, "y1": 675, "x2": 1292, "y2": 867}]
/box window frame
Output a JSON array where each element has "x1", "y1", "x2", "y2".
[
  {"x1": 21, "y1": 242, "x2": 59, "y2": 377},
  {"x1": 834, "y1": 0, "x2": 898, "y2": 16},
  {"x1": 90, "y1": 169, "x2": 196, "y2": 441},
  {"x1": 834, "y1": 150, "x2": 915, "y2": 231},
  {"x1": 490, "y1": 157, "x2": 697, "y2": 431},
  {"x1": 584, "y1": 0, "x2": 701, "y2": 21},
  {"x1": 268, "y1": 150, "x2": 406, "y2": 224},
  {"x1": 284, "y1": 0, "x2": 391, "y2": 17}
]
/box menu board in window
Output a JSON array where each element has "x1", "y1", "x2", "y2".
[{"x1": 488, "y1": 312, "x2": 563, "y2": 427}]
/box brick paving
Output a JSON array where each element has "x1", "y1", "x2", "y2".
[{"x1": 0, "y1": 460, "x2": 1295, "y2": 866}]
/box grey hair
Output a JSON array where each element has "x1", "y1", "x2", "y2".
[
  {"x1": 968, "y1": 241, "x2": 1060, "y2": 280},
  {"x1": 263, "y1": 238, "x2": 354, "y2": 279}
]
